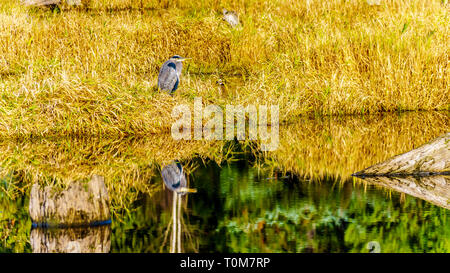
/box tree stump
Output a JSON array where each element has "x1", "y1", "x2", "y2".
[{"x1": 29, "y1": 174, "x2": 111, "y2": 227}]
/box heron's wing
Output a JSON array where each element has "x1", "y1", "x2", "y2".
[
  {"x1": 175, "y1": 162, "x2": 185, "y2": 187},
  {"x1": 158, "y1": 62, "x2": 179, "y2": 92}
]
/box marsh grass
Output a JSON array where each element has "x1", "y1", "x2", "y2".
[{"x1": 0, "y1": 0, "x2": 448, "y2": 138}]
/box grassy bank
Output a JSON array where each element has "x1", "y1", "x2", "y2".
[{"x1": 0, "y1": 0, "x2": 448, "y2": 138}]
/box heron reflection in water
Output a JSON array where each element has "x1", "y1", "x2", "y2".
[{"x1": 160, "y1": 161, "x2": 196, "y2": 253}]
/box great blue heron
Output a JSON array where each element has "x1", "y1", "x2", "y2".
[
  {"x1": 157, "y1": 55, "x2": 190, "y2": 93},
  {"x1": 222, "y1": 8, "x2": 240, "y2": 27}
]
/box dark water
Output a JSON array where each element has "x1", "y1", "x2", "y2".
[{"x1": 110, "y1": 160, "x2": 449, "y2": 253}]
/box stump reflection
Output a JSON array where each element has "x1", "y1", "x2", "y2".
[{"x1": 30, "y1": 225, "x2": 111, "y2": 253}]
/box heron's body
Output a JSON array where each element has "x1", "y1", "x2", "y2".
[
  {"x1": 161, "y1": 162, "x2": 186, "y2": 192},
  {"x1": 161, "y1": 161, "x2": 196, "y2": 195},
  {"x1": 158, "y1": 56, "x2": 188, "y2": 93},
  {"x1": 223, "y1": 9, "x2": 239, "y2": 27}
]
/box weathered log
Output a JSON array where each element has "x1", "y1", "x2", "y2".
[
  {"x1": 22, "y1": 0, "x2": 60, "y2": 6},
  {"x1": 367, "y1": 0, "x2": 382, "y2": 6},
  {"x1": 359, "y1": 175, "x2": 450, "y2": 210},
  {"x1": 29, "y1": 174, "x2": 111, "y2": 227},
  {"x1": 22, "y1": 0, "x2": 81, "y2": 7},
  {"x1": 31, "y1": 225, "x2": 111, "y2": 253},
  {"x1": 353, "y1": 132, "x2": 450, "y2": 176}
]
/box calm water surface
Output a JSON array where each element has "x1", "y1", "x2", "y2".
[
  {"x1": 0, "y1": 112, "x2": 449, "y2": 253},
  {"x1": 110, "y1": 161, "x2": 449, "y2": 253}
]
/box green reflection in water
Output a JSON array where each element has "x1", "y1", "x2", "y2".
[
  {"x1": 0, "y1": 179, "x2": 31, "y2": 253},
  {"x1": 110, "y1": 160, "x2": 449, "y2": 253},
  {"x1": 1, "y1": 156, "x2": 449, "y2": 253}
]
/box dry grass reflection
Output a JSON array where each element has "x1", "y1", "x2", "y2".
[
  {"x1": 0, "y1": 111, "x2": 448, "y2": 214},
  {"x1": 0, "y1": 136, "x2": 229, "y2": 214},
  {"x1": 258, "y1": 111, "x2": 449, "y2": 180}
]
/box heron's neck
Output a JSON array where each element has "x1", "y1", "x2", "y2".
[{"x1": 175, "y1": 62, "x2": 183, "y2": 77}]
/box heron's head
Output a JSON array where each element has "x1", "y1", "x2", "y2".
[{"x1": 170, "y1": 55, "x2": 191, "y2": 62}]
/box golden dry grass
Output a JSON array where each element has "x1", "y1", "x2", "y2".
[{"x1": 0, "y1": 0, "x2": 448, "y2": 138}]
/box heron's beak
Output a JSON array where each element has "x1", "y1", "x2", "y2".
[
  {"x1": 178, "y1": 57, "x2": 191, "y2": 62},
  {"x1": 178, "y1": 187, "x2": 197, "y2": 193}
]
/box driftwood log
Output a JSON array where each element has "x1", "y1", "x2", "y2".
[
  {"x1": 22, "y1": 0, "x2": 81, "y2": 6},
  {"x1": 29, "y1": 174, "x2": 111, "y2": 227},
  {"x1": 31, "y1": 225, "x2": 110, "y2": 253},
  {"x1": 353, "y1": 132, "x2": 449, "y2": 176}
]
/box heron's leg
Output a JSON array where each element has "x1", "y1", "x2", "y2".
[
  {"x1": 171, "y1": 191, "x2": 177, "y2": 253},
  {"x1": 177, "y1": 194, "x2": 182, "y2": 253}
]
